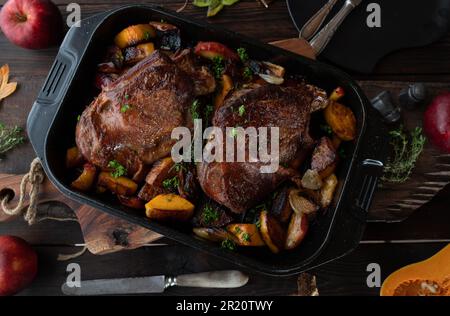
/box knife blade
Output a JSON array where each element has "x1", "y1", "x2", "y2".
[{"x1": 61, "y1": 270, "x2": 249, "y2": 296}]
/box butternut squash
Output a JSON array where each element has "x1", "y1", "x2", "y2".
[
  {"x1": 145, "y1": 194, "x2": 194, "y2": 222},
  {"x1": 380, "y1": 244, "x2": 450, "y2": 296},
  {"x1": 226, "y1": 224, "x2": 265, "y2": 247},
  {"x1": 214, "y1": 74, "x2": 233, "y2": 109},
  {"x1": 324, "y1": 101, "x2": 356, "y2": 141}
]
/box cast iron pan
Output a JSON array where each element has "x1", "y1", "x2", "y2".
[
  {"x1": 27, "y1": 5, "x2": 388, "y2": 276},
  {"x1": 287, "y1": 0, "x2": 450, "y2": 73}
]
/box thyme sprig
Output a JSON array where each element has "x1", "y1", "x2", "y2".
[
  {"x1": 382, "y1": 126, "x2": 426, "y2": 184},
  {"x1": 0, "y1": 123, "x2": 25, "y2": 158}
]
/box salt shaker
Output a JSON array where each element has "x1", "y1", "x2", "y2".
[
  {"x1": 398, "y1": 83, "x2": 427, "y2": 110},
  {"x1": 370, "y1": 91, "x2": 401, "y2": 123}
]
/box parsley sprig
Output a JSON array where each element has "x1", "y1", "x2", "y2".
[
  {"x1": 202, "y1": 204, "x2": 220, "y2": 224},
  {"x1": 108, "y1": 160, "x2": 127, "y2": 178}
]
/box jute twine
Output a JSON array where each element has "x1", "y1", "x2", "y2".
[
  {"x1": 0, "y1": 158, "x2": 87, "y2": 260},
  {"x1": 1, "y1": 157, "x2": 44, "y2": 225}
]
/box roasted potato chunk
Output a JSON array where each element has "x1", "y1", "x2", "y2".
[
  {"x1": 145, "y1": 194, "x2": 195, "y2": 222},
  {"x1": 123, "y1": 43, "x2": 155, "y2": 65},
  {"x1": 71, "y1": 163, "x2": 97, "y2": 192},
  {"x1": 114, "y1": 24, "x2": 156, "y2": 49},
  {"x1": 320, "y1": 174, "x2": 338, "y2": 208},
  {"x1": 311, "y1": 137, "x2": 338, "y2": 179},
  {"x1": 324, "y1": 101, "x2": 357, "y2": 141},
  {"x1": 66, "y1": 146, "x2": 84, "y2": 169},
  {"x1": 118, "y1": 195, "x2": 145, "y2": 209},
  {"x1": 227, "y1": 224, "x2": 265, "y2": 247},
  {"x1": 259, "y1": 211, "x2": 286, "y2": 254},
  {"x1": 289, "y1": 190, "x2": 320, "y2": 216},
  {"x1": 193, "y1": 227, "x2": 232, "y2": 242},
  {"x1": 270, "y1": 187, "x2": 293, "y2": 223},
  {"x1": 285, "y1": 212, "x2": 309, "y2": 250},
  {"x1": 301, "y1": 169, "x2": 323, "y2": 190},
  {"x1": 98, "y1": 172, "x2": 138, "y2": 196}
]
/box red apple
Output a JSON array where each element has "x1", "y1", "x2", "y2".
[
  {"x1": 424, "y1": 92, "x2": 450, "y2": 153},
  {"x1": 0, "y1": 0, "x2": 64, "y2": 50},
  {"x1": 0, "y1": 236, "x2": 38, "y2": 296},
  {"x1": 194, "y1": 41, "x2": 239, "y2": 61}
]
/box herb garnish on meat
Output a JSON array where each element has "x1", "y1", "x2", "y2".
[
  {"x1": 212, "y1": 56, "x2": 225, "y2": 79},
  {"x1": 108, "y1": 160, "x2": 127, "y2": 178},
  {"x1": 202, "y1": 204, "x2": 220, "y2": 224},
  {"x1": 221, "y1": 238, "x2": 236, "y2": 251},
  {"x1": 163, "y1": 176, "x2": 180, "y2": 191}
]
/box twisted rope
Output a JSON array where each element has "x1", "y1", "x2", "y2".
[{"x1": 1, "y1": 157, "x2": 45, "y2": 225}]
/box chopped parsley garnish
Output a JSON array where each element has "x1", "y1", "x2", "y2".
[
  {"x1": 255, "y1": 219, "x2": 261, "y2": 229},
  {"x1": 230, "y1": 127, "x2": 238, "y2": 138},
  {"x1": 238, "y1": 104, "x2": 246, "y2": 117},
  {"x1": 242, "y1": 232, "x2": 251, "y2": 242},
  {"x1": 212, "y1": 56, "x2": 225, "y2": 79},
  {"x1": 234, "y1": 226, "x2": 242, "y2": 234},
  {"x1": 108, "y1": 160, "x2": 127, "y2": 178},
  {"x1": 243, "y1": 66, "x2": 253, "y2": 81},
  {"x1": 202, "y1": 204, "x2": 220, "y2": 224},
  {"x1": 162, "y1": 176, "x2": 179, "y2": 191},
  {"x1": 172, "y1": 162, "x2": 187, "y2": 173},
  {"x1": 191, "y1": 99, "x2": 201, "y2": 120},
  {"x1": 320, "y1": 124, "x2": 333, "y2": 136},
  {"x1": 237, "y1": 47, "x2": 249, "y2": 63},
  {"x1": 121, "y1": 104, "x2": 131, "y2": 113},
  {"x1": 124, "y1": 94, "x2": 130, "y2": 100},
  {"x1": 77, "y1": 115, "x2": 81, "y2": 121},
  {"x1": 144, "y1": 31, "x2": 151, "y2": 40},
  {"x1": 221, "y1": 238, "x2": 236, "y2": 251}
]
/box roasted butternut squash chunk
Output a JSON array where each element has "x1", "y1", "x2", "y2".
[
  {"x1": 324, "y1": 101, "x2": 357, "y2": 141},
  {"x1": 259, "y1": 211, "x2": 286, "y2": 254},
  {"x1": 66, "y1": 146, "x2": 84, "y2": 169},
  {"x1": 71, "y1": 163, "x2": 97, "y2": 192},
  {"x1": 97, "y1": 172, "x2": 138, "y2": 196},
  {"x1": 226, "y1": 224, "x2": 265, "y2": 247},
  {"x1": 145, "y1": 194, "x2": 195, "y2": 222},
  {"x1": 114, "y1": 24, "x2": 156, "y2": 49}
]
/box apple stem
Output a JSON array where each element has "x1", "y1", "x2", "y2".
[{"x1": 15, "y1": 13, "x2": 27, "y2": 23}]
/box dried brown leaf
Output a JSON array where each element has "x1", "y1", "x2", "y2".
[{"x1": 0, "y1": 64, "x2": 17, "y2": 101}]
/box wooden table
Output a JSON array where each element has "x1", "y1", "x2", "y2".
[{"x1": 0, "y1": 0, "x2": 449, "y2": 296}]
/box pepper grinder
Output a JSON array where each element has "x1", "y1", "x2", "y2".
[
  {"x1": 370, "y1": 91, "x2": 401, "y2": 124},
  {"x1": 398, "y1": 83, "x2": 427, "y2": 110}
]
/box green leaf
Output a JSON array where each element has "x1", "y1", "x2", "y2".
[
  {"x1": 222, "y1": 0, "x2": 240, "y2": 5},
  {"x1": 207, "y1": 0, "x2": 224, "y2": 17},
  {"x1": 193, "y1": 0, "x2": 212, "y2": 7},
  {"x1": 108, "y1": 160, "x2": 127, "y2": 178}
]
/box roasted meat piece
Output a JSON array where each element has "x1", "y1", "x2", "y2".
[
  {"x1": 76, "y1": 51, "x2": 195, "y2": 180},
  {"x1": 197, "y1": 84, "x2": 316, "y2": 214}
]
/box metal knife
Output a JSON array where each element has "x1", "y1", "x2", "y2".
[
  {"x1": 300, "y1": 0, "x2": 339, "y2": 40},
  {"x1": 61, "y1": 270, "x2": 249, "y2": 296},
  {"x1": 310, "y1": 0, "x2": 362, "y2": 55}
]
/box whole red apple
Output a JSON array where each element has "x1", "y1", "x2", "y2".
[
  {"x1": 0, "y1": 0, "x2": 64, "y2": 50},
  {"x1": 0, "y1": 236, "x2": 38, "y2": 296},
  {"x1": 424, "y1": 92, "x2": 450, "y2": 153}
]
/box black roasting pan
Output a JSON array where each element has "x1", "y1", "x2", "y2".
[{"x1": 27, "y1": 5, "x2": 388, "y2": 276}]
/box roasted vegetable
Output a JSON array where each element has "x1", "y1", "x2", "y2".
[
  {"x1": 97, "y1": 172, "x2": 138, "y2": 196},
  {"x1": 149, "y1": 21, "x2": 178, "y2": 31},
  {"x1": 330, "y1": 87, "x2": 345, "y2": 102},
  {"x1": 311, "y1": 137, "x2": 338, "y2": 179},
  {"x1": 259, "y1": 211, "x2": 286, "y2": 254},
  {"x1": 270, "y1": 187, "x2": 293, "y2": 223},
  {"x1": 301, "y1": 169, "x2": 323, "y2": 190},
  {"x1": 193, "y1": 227, "x2": 232, "y2": 242},
  {"x1": 214, "y1": 74, "x2": 233, "y2": 109},
  {"x1": 227, "y1": 224, "x2": 265, "y2": 247},
  {"x1": 138, "y1": 158, "x2": 176, "y2": 201},
  {"x1": 66, "y1": 146, "x2": 84, "y2": 169},
  {"x1": 118, "y1": 195, "x2": 145, "y2": 209},
  {"x1": 285, "y1": 212, "x2": 309, "y2": 250},
  {"x1": 324, "y1": 101, "x2": 357, "y2": 141},
  {"x1": 178, "y1": 167, "x2": 199, "y2": 201},
  {"x1": 71, "y1": 163, "x2": 97, "y2": 192},
  {"x1": 195, "y1": 201, "x2": 234, "y2": 228},
  {"x1": 97, "y1": 46, "x2": 124, "y2": 73},
  {"x1": 320, "y1": 174, "x2": 338, "y2": 208},
  {"x1": 289, "y1": 190, "x2": 319, "y2": 216},
  {"x1": 123, "y1": 43, "x2": 155, "y2": 65},
  {"x1": 194, "y1": 41, "x2": 239, "y2": 61},
  {"x1": 114, "y1": 24, "x2": 156, "y2": 49},
  {"x1": 145, "y1": 194, "x2": 195, "y2": 222}
]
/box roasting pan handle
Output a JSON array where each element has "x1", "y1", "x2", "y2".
[{"x1": 354, "y1": 159, "x2": 384, "y2": 214}]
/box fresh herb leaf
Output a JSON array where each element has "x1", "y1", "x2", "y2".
[
  {"x1": 121, "y1": 104, "x2": 131, "y2": 113},
  {"x1": 237, "y1": 47, "x2": 249, "y2": 63},
  {"x1": 242, "y1": 232, "x2": 251, "y2": 242},
  {"x1": 108, "y1": 160, "x2": 127, "y2": 178},
  {"x1": 162, "y1": 176, "x2": 179, "y2": 191},
  {"x1": 202, "y1": 204, "x2": 220, "y2": 224},
  {"x1": 222, "y1": 0, "x2": 240, "y2": 5},
  {"x1": 191, "y1": 99, "x2": 201, "y2": 120},
  {"x1": 77, "y1": 115, "x2": 81, "y2": 121},
  {"x1": 221, "y1": 238, "x2": 236, "y2": 251},
  {"x1": 255, "y1": 219, "x2": 261, "y2": 229},
  {"x1": 193, "y1": 0, "x2": 212, "y2": 7},
  {"x1": 230, "y1": 127, "x2": 238, "y2": 138},
  {"x1": 172, "y1": 162, "x2": 187, "y2": 173},
  {"x1": 320, "y1": 124, "x2": 333, "y2": 136},
  {"x1": 124, "y1": 94, "x2": 130, "y2": 100},
  {"x1": 234, "y1": 226, "x2": 242, "y2": 234},
  {"x1": 238, "y1": 104, "x2": 246, "y2": 117},
  {"x1": 212, "y1": 56, "x2": 225, "y2": 79},
  {"x1": 243, "y1": 66, "x2": 253, "y2": 81},
  {"x1": 144, "y1": 31, "x2": 151, "y2": 41},
  {"x1": 0, "y1": 123, "x2": 24, "y2": 157},
  {"x1": 382, "y1": 126, "x2": 426, "y2": 184}
]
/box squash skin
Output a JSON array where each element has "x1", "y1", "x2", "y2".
[{"x1": 380, "y1": 244, "x2": 450, "y2": 296}]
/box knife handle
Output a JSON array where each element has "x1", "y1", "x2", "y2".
[
  {"x1": 168, "y1": 270, "x2": 249, "y2": 289},
  {"x1": 300, "y1": 0, "x2": 339, "y2": 40}
]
